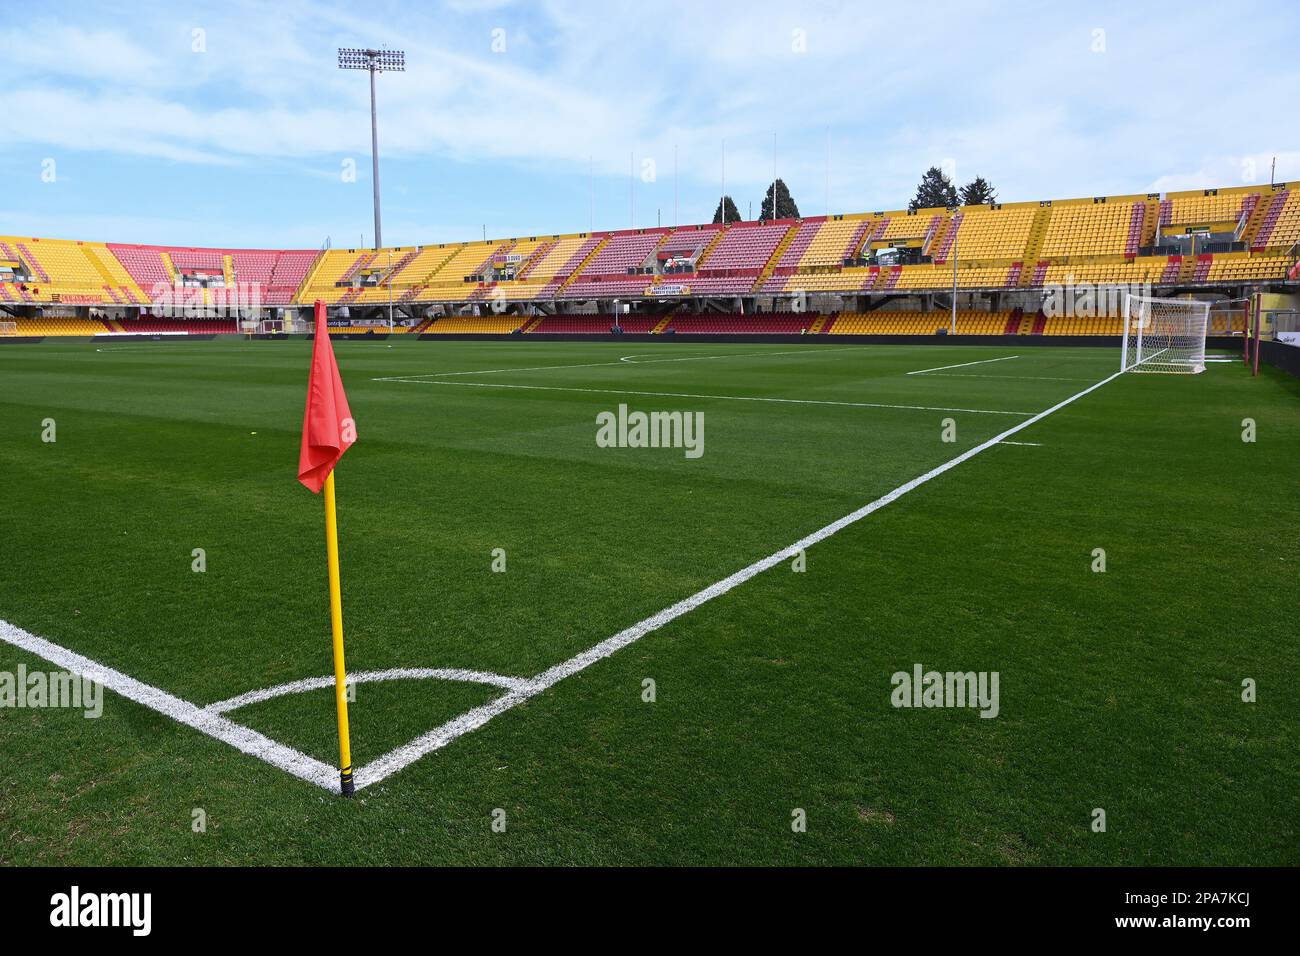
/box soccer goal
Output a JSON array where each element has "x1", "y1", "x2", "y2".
[
  {"x1": 0, "y1": 320, "x2": 17, "y2": 337},
  {"x1": 1121, "y1": 294, "x2": 1209, "y2": 374}
]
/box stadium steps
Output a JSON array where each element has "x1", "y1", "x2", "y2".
[
  {"x1": 808, "y1": 314, "x2": 831, "y2": 334},
  {"x1": 651, "y1": 316, "x2": 672, "y2": 334},
  {"x1": 296, "y1": 250, "x2": 331, "y2": 296},
  {"x1": 515, "y1": 240, "x2": 555, "y2": 280},
  {"x1": 924, "y1": 214, "x2": 951, "y2": 259},
  {"x1": 1018, "y1": 207, "x2": 1053, "y2": 285},
  {"x1": 1014, "y1": 310, "x2": 1035, "y2": 335},
  {"x1": 340, "y1": 253, "x2": 376, "y2": 284},
  {"x1": 931, "y1": 212, "x2": 961, "y2": 263},
  {"x1": 753, "y1": 223, "x2": 799, "y2": 291},
  {"x1": 1002, "y1": 308, "x2": 1023, "y2": 334},
  {"x1": 158, "y1": 251, "x2": 178, "y2": 283},
  {"x1": 383, "y1": 249, "x2": 419, "y2": 283},
  {"x1": 1139, "y1": 198, "x2": 1161, "y2": 247},
  {"x1": 405, "y1": 246, "x2": 466, "y2": 293},
  {"x1": 222, "y1": 254, "x2": 235, "y2": 287},
  {"x1": 519, "y1": 316, "x2": 544, "y2": 333},
  {"x1": 1004, "y1": 262, "x2": 1023, "y2": 287},
  {"x1": 1125, "y1": 202, "x2": 1146, "y2": 256},
  {"x1": 555, "y1": 236, "x2": 609, "y2": 293},
  {"x1": 1030, "y1": 311, "x2": 1047, "y2": 335},
  {"x1": 1249, "y1": 189, "x2": 1290, "y2": 251},
  {"x1": 16, "y1": 243, "x2": 51, "y2": 282},
  {"x1": 106, "y1": 318, "x2": 125, "y2": 333},
  {"x1": 842, "y1": 220, "x2": 871, "y2": 260},
  {"x1": 693, "y1": 228, "x2": 728, "y2": 269},
  {"x1": 85, "y1": 247, "x2": 120, "y2": 287}
]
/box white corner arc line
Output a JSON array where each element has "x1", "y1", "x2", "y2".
[
  {"x1": 374, "y1": 379, "x2": 1035, "y2": 417},
  {"x1": 353, "y1": 369, "x2": 1124, "y2": 789},
  {"x1": 206, "y1": 667, "x2": 530, "y2": 714},
  {"x1": 906, "y1": 354, "x2": 1020, "y2": 375},
  {"x1": 0, "y1": 620, "x2": 338, "y2": 791}
]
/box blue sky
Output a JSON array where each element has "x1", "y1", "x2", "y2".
[{"x1": 4, "y1": 0, "x2": 1298, "y2": 249}]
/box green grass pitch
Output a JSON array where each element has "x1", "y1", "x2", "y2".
[{"x1": 0, "y1": 337, "x2": 1296, "y2": 865}]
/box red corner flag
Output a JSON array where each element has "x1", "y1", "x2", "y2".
[{"x1": 298, "y1": 301, "x2": 356, "y2": 493}]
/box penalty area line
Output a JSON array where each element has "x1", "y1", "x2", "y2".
[
  {"x1": 906, "y1": 354, "x2": 1020, "y2": 375},
  {"x1": 354, "y1": 368, "x2": 1124, "y2": 789},
  {"x1": 375, "y1": 378, "x2": 1036, "y2": 417}
]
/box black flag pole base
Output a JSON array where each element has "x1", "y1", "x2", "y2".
[{"x1": 340, "y1": 767, "x2": 355, "y2": 798}]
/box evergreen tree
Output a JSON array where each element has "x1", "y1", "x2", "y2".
[
  {"x1": 759, "y1": 178, "x2": 801, "y2": 221},
  {"x1": 712, "y1": 195, "x2": 742, "y2": 224},
  {"x1": 909, "y1": 166, "x2": 959, "y2": 211},
  {"x1": 959, "y1": 177, "x2": 998, "y2": 207}
]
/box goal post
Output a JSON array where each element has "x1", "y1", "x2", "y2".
[
  {"x1": 1121, "y1": 294, "x2": 1209, "y2": 374},
  {"x1": 0, "y1": 320, "x2": 17, "y2": 337}
]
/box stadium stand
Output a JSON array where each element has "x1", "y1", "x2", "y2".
[
  {"x1": 830, "y1": 311, "x2": 1012, "y2": 335},
  {"x1": 11, "y1": 315, "x2": 112, "y2": 336},
  {"x1": 800, "y1": 219, "x2": 869, "y2": 267},
  {"x1": 424, "y1": 314, "x2": 530, "y2": 334},
  {"x1": 530, "y1": 314, "x2": 661, "y2": 334},
  {"x1": 0, "y1": 183, "x2": 1293, "y2": 328},
  {"x1": 116, "y1": 316, "x2": 238, "y2": 334},
  {"x1": 666, "y1": 313, "x2": 818, "y2": 334},
  {"x1": 940, "y1": 206, "x2": 1037, "y2": 261},
  {"x1": 1038, "y1": 199, "x2": 1145, "y2": 258},
  {"x1": 697, "y1": 221, "x2": 790, "y2": 273}
]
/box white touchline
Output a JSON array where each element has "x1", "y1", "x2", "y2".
[
  {"x1": 376, "y1": 379, "x2": 1036, "y2": 417},
  {"x1": 0, "y1": 367, "x2": 1123, "y2": 793},
  {"x1": 0, "y1": 619, "x2": 337, "y2": 790},
  {"x1": 906, "y1": 354, "x2": 1020, "y2": 375}
]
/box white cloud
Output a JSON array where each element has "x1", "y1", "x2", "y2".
[{"x1": 6, "y1": 0, "x2": 1298, "y2": 245}]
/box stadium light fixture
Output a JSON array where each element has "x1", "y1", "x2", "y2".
[{"x1": 338, "y1": 47, "x2": 406, "y2": 250}]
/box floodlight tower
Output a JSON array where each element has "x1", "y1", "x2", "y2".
[{"x1": 338, "y1": 47, "x2": 405, "y2": 250}]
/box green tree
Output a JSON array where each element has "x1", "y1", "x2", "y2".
[
  {"x1": 909, "y1": 166, "x2": 958, "y2": 211},
  {"x1": 712, "y1": 195, "x2": 741, "y2": 224},
  {"x1": 759, "y1": 178, "x2": 801, "y2": 221},
  {"x1": 959, "y1": 177, "x2": 998, "y2": 207}
]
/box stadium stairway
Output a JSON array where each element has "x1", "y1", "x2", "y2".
[
  {"x1": 1017, "y1": 207, "x2": 1052, "y2": 286},
  {"x1": 555, "y1": 237, "x2": 609, "y2": 293}
]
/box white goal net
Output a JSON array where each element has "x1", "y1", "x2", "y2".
[
  {"x1": 0, "y1": 320, "x2": 17, "y2": 336},
  {"x1": 1122, "y1": 294, "x2": 1209, "y2": 374}
]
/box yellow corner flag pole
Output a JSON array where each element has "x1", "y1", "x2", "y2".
[{"x1": 323, "y1": 470, "x2": 354, "y2": 797}]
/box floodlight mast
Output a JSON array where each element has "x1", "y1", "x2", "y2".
[{"x1": 338, "y1": 47, "x2": 405, "y2": 250}]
